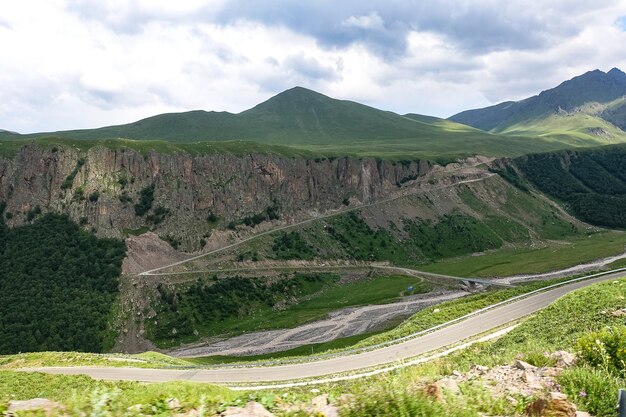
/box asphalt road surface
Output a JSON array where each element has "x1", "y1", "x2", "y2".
[{"x1": 27, "y1": 270, "x2": 624, "y2": 384}]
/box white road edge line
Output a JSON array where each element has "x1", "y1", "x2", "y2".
[{"x1": 227, "y1": 324, "x2": 520, "y2": 391}]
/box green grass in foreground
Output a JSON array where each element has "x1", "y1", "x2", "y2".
[
  {"x1": 0, "y1": 351, "x2": 190, "y2": 370},
  {"x1": 420, "y1": 230, "x2": 626, "y2": 277},
  {"x1": 0, "y1": 372, "x2": 234, "y2": 416},
  {"x1": 338, "y1": 276, "x2": 626, "y2": 417}
]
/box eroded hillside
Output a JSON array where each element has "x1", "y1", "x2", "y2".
[{"x1": 0, "y1": 143, "x2": 430, "y2": 250}]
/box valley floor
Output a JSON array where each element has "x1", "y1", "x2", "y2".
[
  {"x1": 167, "y1": 290, "x2": 466, "y2": 358},
  {"x1": 166, "y1": 248, "x2": 626, "y2": 359}
]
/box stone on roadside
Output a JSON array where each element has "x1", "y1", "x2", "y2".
[
  {"x1": 515, "y1": 360, "x2": 537, "y2": 371},
  {"x1": 335, "y1": 394, "x2": 356, "y2": 406},
  {"x1": 525, "y1": 392, "x2": 577, "y2": 417},
  {"x1": 221, "y1": 401, "x2": 274, "y2": 417},
  {"x1": 439, "y1": 377, "x2": 460, "y2": 394},
  {"x1": 310, "y1": 395, "x2": 339, "y2": 417},
  {"x1": 521, "y1": 370, "x2": 543, "y2": 390},
  {"x1": 7, "y1": 398, "x2": 64, "y2": 416},
  {"x1": 310, "y1": 394, "x2": 329, "y2": 408},
  {"x1": 549, "y1": 351, "x2": 577, "y2": 368},
  {"x1": 609, "y1": 307, "x2": 626, "y2": 317},
  {"x1": 471, "y1": 364, "x2": 489, "y2": 374}
]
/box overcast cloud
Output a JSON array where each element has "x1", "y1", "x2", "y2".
[{"x1": 1, "y1": 1, "x2": 626, "y2": 133}]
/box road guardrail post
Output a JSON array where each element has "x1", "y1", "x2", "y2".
[{"x1": 619, "y1": 389, "x2": 626, "y2": 417}]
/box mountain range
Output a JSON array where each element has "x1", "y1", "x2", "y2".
[
  {"x1": 450, "y1": 68, "x2": 626, "y2": 144},
  {"x1": 2, "y1": 87, "x2": 498, "y2": 144},
  {"x1": 2, "y1": 68, "x2": 626, "y2": 160}
]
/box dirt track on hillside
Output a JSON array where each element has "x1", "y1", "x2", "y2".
[{"x1": 494, "y1": 251, "x2": 626, "y2": 285}]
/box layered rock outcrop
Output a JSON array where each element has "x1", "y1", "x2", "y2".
[{"x1": 0, "y1": 144, "x2": 430, "y2": 248}]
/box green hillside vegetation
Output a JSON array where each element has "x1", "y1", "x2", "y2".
[
  {"x1": 0, "y1": 137, "x2": 320, "y2": 159},
  {"x1": 0, "y1": 212, "x2": 125, "y2": 354},
  {"x1": 600, "y1": 96, "x2": 626, "y2": 130},
  {"x1": 4, "y1": 71, "x2": 626, "y2": 162},
  {"x1": 421, "y1": 231, "x2": 626, "y2": 277},
  {"x1": 450, "y1": 68, "x2": 626, "y2": 146},
  {"x1": 0, "y1": 86, "x2": 603, "y2": 162},
  {"x1": 512, "y1": 145, "x2": 626, "y2": 228},
  {"x1": 451, "y1": 68, "x2": 626, "y2": 130},
  {"x1": 262, "y1": 186, "x2": 581, "y2": 267},
  {"x1": 1, "y1": 88, "x2": 522, "y2": 146},
  {"x1": 498, "y1": 112, "x2": 626, "y2": 145}
]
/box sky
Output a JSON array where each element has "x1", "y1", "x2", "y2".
[{"x1": 1, "y1": 1, "x2": 626, "y2": 133}]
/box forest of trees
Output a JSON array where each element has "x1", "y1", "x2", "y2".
[
  {"x1": 514, "y1": 146, "x2": 626, "y2": 228},
  {"x1": 0, "y1": 211, "x2": 125, "y2": 354},
  {"x1": 151, "y1": 273, "x2": 335, "y2": 342}
]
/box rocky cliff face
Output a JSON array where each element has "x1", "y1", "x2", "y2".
[{"x1": 0, "y1": 144, "x2": 431, "y2": 249}]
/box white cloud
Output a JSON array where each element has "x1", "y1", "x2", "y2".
[
  {"x1": 1, "y1": 1, "x2": 626, "y2": 133},
  {"x1": 342, "y1": 12, "x2": 385, "y2": 31}
]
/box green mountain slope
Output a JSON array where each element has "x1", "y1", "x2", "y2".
[
  {"x1": 450, "y1": 68, "x2": 626, "y2": 144},
  {"x1": 0, "y1": 87, "x2": 591, "y2": 161},
  {"x1": 600, "y1": 96, "x2": 626, "y2": 130},
  {"x1": 15, "y1": 87, "x2": 447, "y2": 144},
  {"x1": 506, "y1": 144, "x2": 626, "y2": 228}
]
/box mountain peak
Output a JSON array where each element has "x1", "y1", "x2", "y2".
[
  {"x1": 244, "y1": 86, "x2": 336, "y2": 116},
  {"x1": 450, "y1": 68, "x2": 626, "y2": 132},
  {"x1": 607, "y1": 67, "x2": 626, "y2": 83},
  {"x1": 266, "y1": 86, "x2": 330, "y2": 101}
]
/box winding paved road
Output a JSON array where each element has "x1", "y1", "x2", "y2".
[{"x1": 27, "y1": 270, "x2": 625, "y2": 384}]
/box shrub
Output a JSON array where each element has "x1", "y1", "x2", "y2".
[
  {"x1": 60, "y1": 158, "x2": 85, "y2": 190},
  {"x1": 163, "y1": 235, "x2": 180, "y2": 249},
  {"x1": 88, "y1": 191, "x2": 100, "y2": 202},
  {"x1": 25, "y1": 205, "x2": 42, "y2": 222},
  {"x1": 73, "y1": 187, "x2": 85, "y2": 202},
  {"x1": 147, "y1": 206, "x2": 170, "y2": 225},
  {"x1": 119, "y1": 192, "x2": 132, "y2": 204},
  {"x1": 559, "y1": 367, "x2": 623, "y2": 417},
  {"x1": 577, "y1": 325, "x2": 626, "y2": 376},
  {"x1": 134, "y1": 184, "x2": 155, "y2": 216},
  {"x1": 117, "y1": 176, "x2": 128, "y2": 189}
]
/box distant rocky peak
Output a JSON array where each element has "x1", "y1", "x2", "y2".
[{"x1": 607, "y1": 67, "x2": 626, "y2": 84}]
